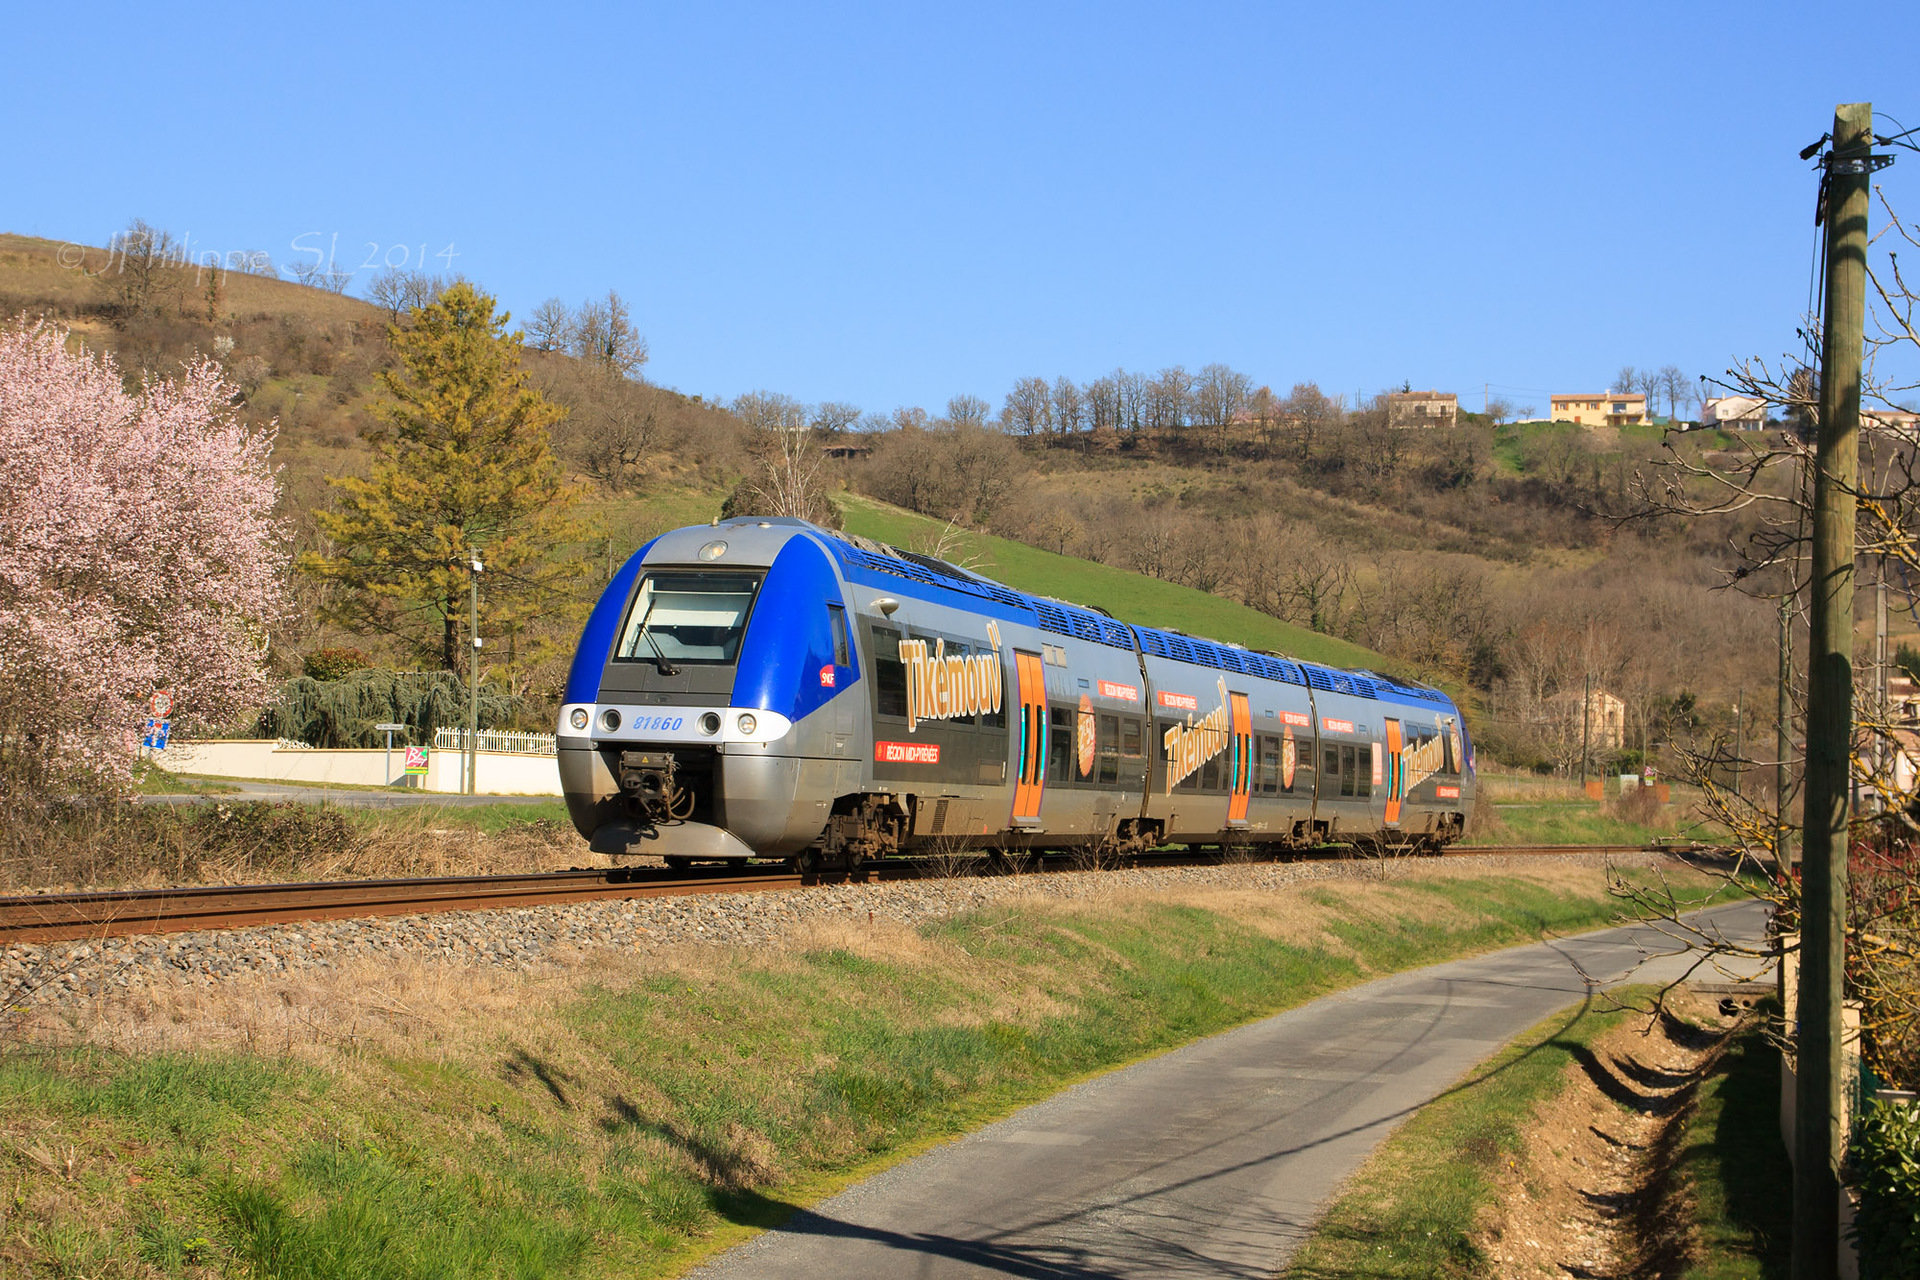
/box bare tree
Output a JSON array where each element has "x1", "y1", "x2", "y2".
[
  {"x1": 1484, "y1": 396, "x2": 1514, "y2": 424},
  {"x1": 1281, "y1": 534, "x2": 1355, "y2": 635},
  {"x1": 100, "y1": 218, "x2": 181, "y2": 317},
  {"x1": 812, "y1": 401, "x2": 861, "y2": 436},
  {"x1": 733, "y1": 389, "x2": 807, "y2": 435},
  {"x1": 1284, "y1": 381, "x2": 1341, "y2": 463},
  {"x1": 1147, "y1": 366, "x2": 1192, "y2": 434},
  {"x1": 525, "y1": 297, "x2": 575, "y2": 352},
  {"x1": 944, "y1": 393, "x2": 991, "y2": 429},
  {"x1": 1635, "y1": 368, "x2": 1664, "y2": 417},
  {"x1": 571, "y1": 290, "x2": 648, "y2": 379},
  {"x1": 1194, "y1": 362, "x2": 1252, "y2": 454},
  {"x1": 1613, "y1": 364, "x2": 1638, "y2": 396},
  {"x1": 1118, "y1": 369, "x2": 1148, "y2": 433},
  {"x1": 1658, "y1": 364, "x2": 1693, "y2": 422},
  {"x1": 567, "y1": 378, "x2": 662, "y2": 490},
  {"x1": 725, "y1": 390, "x2": 835, "y2": 526},
  {"x1": 1001, "y1": 377, "x2": 1052, "y2": 437},
  {"x1": 1051, "y1": 376, "x2": 1084, "y2": 435},
  {"x1": 1084, "y1": 375, "x2": 1120, "y2": 432},
  {"x1": 366, "y1": 269, "x2": 454, "y2": 323}
]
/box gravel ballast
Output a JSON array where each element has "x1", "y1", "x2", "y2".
[{"x1": 1, "y1": 853, "x2": 1645, "y2": 1014}]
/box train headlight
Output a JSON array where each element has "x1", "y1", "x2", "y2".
[
  {"x1": 569, "y1": 708, "x2": 589, "y2": 731},
  {"x1": 736, "y1": 713, "x2": 757, "y2": 735},
  {"x1": 699, "y1": 712, "x2": 721, "y2": 735},
  {"x1": 600, "y1": 709, "x2": 622, "y2": 732}
]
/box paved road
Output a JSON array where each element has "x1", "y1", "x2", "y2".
[
  {"x1": 688, "y1": 900, "x2": 1770, "y2": 1280},
  {"x1": 141, "y1": 777, "x2": 554, "y2": 808}
]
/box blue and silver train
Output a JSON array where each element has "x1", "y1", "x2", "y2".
[{"x1": 558, "y1": 518, "x2": 1474, "y2": 869}]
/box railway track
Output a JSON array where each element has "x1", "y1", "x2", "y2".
[{"x1": 0, "y1": 843, "x2": 1700, "y2": 945}]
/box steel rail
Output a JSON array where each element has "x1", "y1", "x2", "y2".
[
  {"x1": 0, "y1": 866, "x2": 804, "y2": 944},
  {"x1": 0, "y1": 843, "x2": 1696, "y2": 945}
]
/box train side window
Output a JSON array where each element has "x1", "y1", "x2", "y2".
[
  {"x1": 828, "y1": 604, "x2": 849, "y2": 667},
  {"x1": 1257, "y1": 735, "x2": 1279, "y2": 794},
  {"x1": 946, "y1": 642, "x2": 975, "y2": 727},
  {"x1": 872, "y1": 625, "x2": 906, "y2": 719},
  {"x1": 1047, "y1": 706, "x2": 1075, "y2": 781},
  {"x1": 1323, "y1": 746, "x2": 1339, "y2": 789},
  {"x1": 979, "y1": 651, "x2": 1008, "y2": 730},
  {"x1": 1199, "y1": 749, "x2": 1225, "y2": 791},
  {"x1": 1121, "y1": 718, "x2": 1143, "y2": 757},
  {"x1": 1358, "y1": 746, "x2": 1373, "y2": 798},
  {"x1": 1340, "y1": 745, "x2": 1357, "y2": 797},
  {"x1": 1169, "y1": 721, "x2": 1198, "y2": 793},
  {"x1": 1097, "y1": 713, "x2": 1119, "y2": 785}
]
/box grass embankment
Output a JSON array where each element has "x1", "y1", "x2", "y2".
[
  {"x1": 1285, "y1": 998, "x2": 1644, "y2": 1279},
  {"x1": 1284, "y1": 995, "x2": 1789, "y2": 1279},
  {"x1": 1, "y1": 862, "x2": 1710, "y2": 1278},
  {"x1": 1676, "y1": 1018, "x2": 1792, "y2": 1278},
  {"x1": 1474, "y1": 770, "x2": 1720, "y2": 848},
  {"x1": 837, "y1": 493, "x2": 1386, "y2": 672}
]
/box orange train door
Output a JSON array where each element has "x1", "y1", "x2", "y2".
[
  {"x1": 1011, "y1": 650, "x2": 1047, "y2": 825},
  {"x1": 1383, "y1": 718, "x2": 1404, "y2": 826},
  {"x1": 1227, "y1": 691, "x2": 1252, "y2": 825}
]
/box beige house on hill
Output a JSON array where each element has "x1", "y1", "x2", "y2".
[
  {"x1": 1867, "y1": 407, "x2": 1920, "y2": 440},
  {"x1": 1550, "y1": 392, "x2": 1650, "y2": 428},
  {"x1": 1545, "y1": 685, "x2": 1627, "y2": 751},
  {"x1": 1700, "y1": 395, "x2": 1768, "y2": 429},
  {"x1": 1386, "y1": 390, "x2": 1458, "y2": 428}
]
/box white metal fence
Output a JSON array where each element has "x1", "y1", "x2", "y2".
[{"x1": 432, "y1": 727, "x2": 557, "y2": 757}]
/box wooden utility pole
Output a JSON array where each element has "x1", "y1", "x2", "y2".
[
  {"x1": 1580, "y1": 671, "x2": 1592, "y2": 788},
  {"x1": 1778, "y1": 591, "x2": 1792, "y2": 853},
  {"x1": 1733, "y1": 689, "x2": 1744, "y2": 796},
  {"x1": 1794, "y1": 100, "x2": 1871, "y2": 1280}
]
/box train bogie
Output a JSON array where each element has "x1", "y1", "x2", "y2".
[{"x1": 558, "y1": 518, "x2": 1475, "y2": 867}]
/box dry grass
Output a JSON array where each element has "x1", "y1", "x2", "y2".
[
  {"x1": 0, "y1": 233, "x2": 382, "y2": 328},
  {"x1": 0, "y1": 801, "x2": 601, "y2": 894}
]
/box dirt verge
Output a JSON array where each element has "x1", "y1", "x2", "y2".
[{"x1": 1474, "y1": 986, "x2": 1755, "y2": 1278}]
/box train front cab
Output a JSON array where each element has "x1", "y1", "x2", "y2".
[{"x1": 557, "y1": 521, "x2": 863, "y2": 861}]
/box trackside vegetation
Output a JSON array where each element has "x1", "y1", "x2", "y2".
[
  {"x1": 0, "y1": 864, "x2": 1717, "y2": 1278},
  {"x1": 1283, "y1": 997, "x2": 1791, "y2": 1279}
]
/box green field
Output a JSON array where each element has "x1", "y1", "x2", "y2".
[{"x1": 836, "y1": 493, "x2": 1389, "y2": 672}]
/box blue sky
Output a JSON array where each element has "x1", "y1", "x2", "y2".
[{"x1": 5, "y1": 1, "x2": 1918, "y2": 416}]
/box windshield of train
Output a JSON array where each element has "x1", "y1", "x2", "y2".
[{"x1": 616, "y1": 572, "x2": 761, "y2": 666}]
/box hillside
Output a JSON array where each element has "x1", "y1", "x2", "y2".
[
  {"x1": 0, "y1": 225, "x2": 1792, "y2": 777},
  {"x1": 835, "y1": 494, "x2": 1387, "y2": 673}
]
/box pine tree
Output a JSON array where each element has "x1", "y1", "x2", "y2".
[{"x1": 302, "y1": 282, "x2": 586, "y2": 675}]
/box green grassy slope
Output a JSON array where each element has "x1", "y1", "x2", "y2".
[{"x1": 836, "y1": 493, "x2": 1390, "y2": 672}]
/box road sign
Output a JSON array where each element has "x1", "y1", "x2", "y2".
[
  {"x1": 141, "y1": 718, "x2": 171, "y2": 750},
  {"x1": 149, "y1": 690, "x2": 173, "y2": 719},
  {"x1": 404, "y1": 746, "x2": 429, "y2": 775},
  {"x1": 374, "y1": 722, "x2": 407, "y2": 733}
]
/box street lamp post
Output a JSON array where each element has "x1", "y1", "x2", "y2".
[{"x1": 466, "y1": 552, "x2": 483, "y2": 796}]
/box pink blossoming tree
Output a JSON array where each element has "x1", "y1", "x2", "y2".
[{"x1": 0, "y1": 319, "x2": 289, "y2": 797}]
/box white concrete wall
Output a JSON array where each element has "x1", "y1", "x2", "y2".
[
  {"x1": 424, "y1": 747, "x2": 563, "y2": 796},
  {"x1": 154, "y1": 740, "x2": 562, "y2": 796}
]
